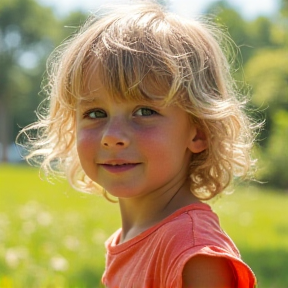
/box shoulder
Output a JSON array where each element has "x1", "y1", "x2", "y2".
[
  {"x1": 151, "y1": 203, "x2": 238, "y2": 254},
  {"x1": 160, "y1": 203, "x2": 217, "y2": 235},
  {"x1": 182, "y1": 255, "x2": 236, "y2": 288},
  {"x1": 163, "y1": 205, "x2": 256, "y2": 287},
  {"x1": 160, "y1": 204, "x2": 234, "y2": 250}
]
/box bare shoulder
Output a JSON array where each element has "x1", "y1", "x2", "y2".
[{"x1": 182, "y1": 255, "x2": 236, "y2": 288}]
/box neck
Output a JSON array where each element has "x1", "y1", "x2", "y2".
[{"x1": 118, "y1": 179, "x2": 200, "y2": 243}]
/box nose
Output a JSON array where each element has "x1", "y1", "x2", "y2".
[{"x1": 101, "y1": 117, "x2": 130, "y2": 148}]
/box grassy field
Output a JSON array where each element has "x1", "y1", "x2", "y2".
[{"x1": 0, "y1": 165, "x2": 287, "y2": 288}]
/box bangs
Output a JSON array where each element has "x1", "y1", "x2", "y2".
[
  {"x1": 80, "y1": 41, "x2": 174, "y2": 104},
  {"x1": 65, "y1": 9, "x2": 191, "y2": 106}
]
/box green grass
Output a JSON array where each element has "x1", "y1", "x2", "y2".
[{"x1": 0, "y1": 165, "x2": 287, "y2": 287}]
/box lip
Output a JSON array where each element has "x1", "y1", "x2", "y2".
[{"x1": 99, "y1": 160, "x2": 140, "y2": 174}]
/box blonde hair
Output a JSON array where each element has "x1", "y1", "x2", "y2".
[{"x1": 17, "y1": 1, "x2": 257, "y2": 200}]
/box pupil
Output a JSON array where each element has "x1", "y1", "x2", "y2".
[{"x1": 142, "y1": 108, "x2": 152, "y2": 116}]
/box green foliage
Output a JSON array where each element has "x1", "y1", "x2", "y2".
[
  {"x1": 59, "y1": 11, "x2": 88, "y2": 38},
  {"x1": 0, "y1": 0, "x2": 87, "y2": 161},
  {"x1": 259, "y1": 110, "x2": 288, "y2": 188},
  {"x1": 0, "y1": 0, "x2": 56, "y2": 159},
  {"x1": 204, "y1": 0, "x2": 288, "y2": 190},
  {"x1": 244, "y1": 48, "x2": 288, "y2": 187},
  {"x1": 281, "y1": 0, "x2": 288, "y2": 17},
  {"x1": 1, "y1": 165, "x2": 288, "y2": 287},
  {"x1": 245, "y1": 49, "x2": 288, "y2": 108}
]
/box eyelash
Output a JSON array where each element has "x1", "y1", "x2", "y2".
[
  {"x1": 134, "y1": 107, "x2": 158, "y2": 117},
  {"x1": 83, "y1": 109, "x2": 107, "y2": 119},
  {"x1": 82, "y1": 107, "x2": 159, "y2": 119}
]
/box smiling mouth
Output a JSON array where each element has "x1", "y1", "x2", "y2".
[
  {"x1": 103, "y1": 163, "x2": 132, "y2": 166},
  {"x1": 100, "y1": 162, "x2": 140, "y2": 173}
]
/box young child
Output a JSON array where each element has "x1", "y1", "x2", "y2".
[{"x1": 18, "y1": 1, "x2": 257, "y2": 287}]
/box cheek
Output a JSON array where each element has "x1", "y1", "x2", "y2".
[
  {"x1": 137, "y1": 130, "x2": 173, "y2": 161},
  {"x1": 140, "y1": 127, "x2": 191, "y2": 165},
  {"x1": 77, "y1": 129, "x2": 99, "y2": 162}
]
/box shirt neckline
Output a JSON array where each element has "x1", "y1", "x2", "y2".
[{"x1": 106, "y1": 202, "x2": 211, "y2": 254}]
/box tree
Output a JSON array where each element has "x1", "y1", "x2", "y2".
[
  {"x1": 0, "y1": 0, "x2": 62, "y2": 161},
  {"x1": 0, "y1": 0, "x2": 89, "y2": 162},
  {"x1": 281, "y1": 0, "x2": 288, "y2": 16},
  {"x1": 204, "y1": 0, "x2": 288, "y2": 189},
  {"x1": 244, "y1": 3, "x2": 288, "y2": 188}
]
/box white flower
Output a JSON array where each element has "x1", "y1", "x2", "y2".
[
  {"x1": 37, "y1": 211, "x2": 52, "y2": 226},
  {"x1": 50, "y1": 255, "x2": 69, "y2": 271},
  {"x1": 19, "y1": 201, "x2": 41, "y2": 220},
  {"x1": 5, "y1": 247, "x2": 28, "y2": 268},
  {"x1": 64, "y1": 236, "x2": 80, "y2": 251},
  {"x1": 92, "y1": 229, "x2": 107, "y2": 244},
  {"x1": 22, "y1": 220, "x2": 36, "y2": 235},
  {"x1": 0, "y1": 213, "x2": 9, "y2": 228}
]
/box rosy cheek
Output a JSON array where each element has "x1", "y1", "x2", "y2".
[{"x1": 77, "y1": 129, "x2": 99, "y2": 156}]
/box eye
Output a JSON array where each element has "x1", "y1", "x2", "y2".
[
  {"x1": 134, "y1": 107, "x2": 158, "y2": 117},
  {"x1": 83, "y1": 109, "x2": 107, "y2": 119}
]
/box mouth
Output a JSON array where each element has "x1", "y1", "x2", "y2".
[
  {"x1": 103, "y1": 163, "x2": 133, "y2": 166},
  {"x1": 99, "y1": 161, "x2": 140, "y2": 173}
]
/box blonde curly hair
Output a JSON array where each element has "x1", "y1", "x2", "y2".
[{"x1": 18, "y1": 1, "x2": 257, "y2": 200}]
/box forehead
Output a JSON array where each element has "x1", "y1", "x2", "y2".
[{"x1": 79, "y1": 56, "x2": 171, "y2": 105}]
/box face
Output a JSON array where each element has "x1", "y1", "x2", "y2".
[{"x1": 76, "y1": 77, "x2": 203, "y2": 200}]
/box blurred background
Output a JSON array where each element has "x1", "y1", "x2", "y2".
[{"x1": 0, "y1": 0, "x2": 287, "y2": 287}]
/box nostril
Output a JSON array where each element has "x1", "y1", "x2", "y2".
[{"x1": 102, "y1": 141, "x2": 125, "y2": 147}]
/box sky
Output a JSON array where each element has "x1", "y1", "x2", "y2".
[{"x1": 39, "y1": 0, "x2": 279, "y2": 20}]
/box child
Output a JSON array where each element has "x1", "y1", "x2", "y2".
[{"x1": 18, "y1": 1, "x2": 257, "y2": 287}]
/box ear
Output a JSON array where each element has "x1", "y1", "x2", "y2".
[{"x1": 188, "y1": 127, "x2": 208, "y2": 154}]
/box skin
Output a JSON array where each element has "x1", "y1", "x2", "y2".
[{"x1": 76, "y1": 74, "x2": 235, "y2": 287}]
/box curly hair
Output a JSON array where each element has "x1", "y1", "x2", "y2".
[{"x1": 17, "y1": 1, "x2": 257, "y2": 200}]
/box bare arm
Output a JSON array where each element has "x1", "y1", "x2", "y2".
[{"x1": 182, "y1": 255, "x2": 236, "y2": 288}]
